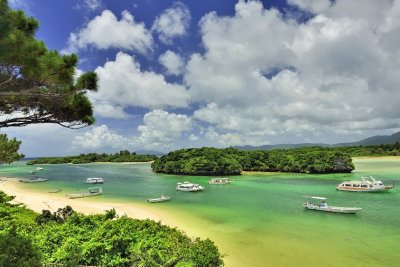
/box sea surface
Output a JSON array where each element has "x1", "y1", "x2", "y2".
[{"x1": 1, "y1": 158, "x2": 399, "y2": 267}]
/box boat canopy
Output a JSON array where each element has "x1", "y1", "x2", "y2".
[{"x1": 305, "y1": 196, "x2": 327, "y2": 200}]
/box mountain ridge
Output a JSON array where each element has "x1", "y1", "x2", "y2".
[{"x1": 234, "y1": 131, "x2": 400, "y2": 151}]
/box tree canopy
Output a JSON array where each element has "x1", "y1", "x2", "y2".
[
  {"x1": 0, "y1": 0, "x2": 98, "y2": 129},
  {"x1": 151, "y1": 147, "x2": 354, "y2": 175},
  {"x1": 0, "y1": 191, "x2": 224, "y2": 266},
  {"x1": 0, "y1": 134, "x2": 24, "y2": 163},
  {"x1": 27, "y1": 151, "x2": 157, "y2": 165}
]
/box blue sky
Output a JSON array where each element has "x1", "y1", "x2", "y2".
[{"x1": 3, "y1": 0, "x2": 400, "y2": 157}]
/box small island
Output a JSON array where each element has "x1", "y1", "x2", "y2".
[
  {"x1": 151, "y1": 147, "x2": 354, "y2": 175},
  {"x1": 27, "y1": 150, "x2": 157, "y2": 165}
]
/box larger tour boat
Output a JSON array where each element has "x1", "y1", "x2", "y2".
[
  {"x1": 208, "y1": 178, "x2": 231, "y2": 184},
  {"x1": 336, "y1": 176, "x2": 394, "y2": 192},
  {"x1": 86, "y1": 177, "x2": 104, "y2": 184},
  {"x1": 176, "y1": 182, "x2": 204, "y2": 192}
]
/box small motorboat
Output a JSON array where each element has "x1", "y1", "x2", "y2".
[
  {"x1": 66, "y1": 187, "x2": 102, "y2": 199},
  {"x1": 147, "y1": 195, "x2": 171, "y2": 203},
  {"x1": 19, "y1": 178, "x2": 48, "y2": 183},
  {"x1": 48, "y1": 189, "x2": 62, "y2": 193},
  {"x1": 303, "y1": 196, "x2": 362, "y2": 214}
]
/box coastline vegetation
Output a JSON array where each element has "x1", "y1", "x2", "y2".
[
  {"x1": 331, "y1": 143, "x2": 400, "y2": 157},
  {"x1": 26, "y1": 150, "x2": 157, "y2": 165},
  {"x1": 151, "y1": 147, "x2": 354, "y2": 175},
  {"x1": 0, "y1": 191, "x2": 224, "y2": 267}
]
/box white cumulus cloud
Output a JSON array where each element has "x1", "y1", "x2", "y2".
[
  {"x1": 65, "y1": 10, "x2": 153, "y2": 54},
  {"x1": 137, "y1": 110, "x2": 192, "y2": 148},
  {"x1": 152, "y1": 2, "x2": 191, "y2": 44},
  {"x1": 158, "y1": 50, "x2": 185, "y2": 76},
  {"x1": 287, "y1": 0, "x2": 331, "y2": 14},
  {"x1": 90, "y1": 52, "x2": 189, "y2": 119},
  {"x1": 184, "y1": 0, "x2": 400, "y2": 146},
  {"x1": 72, "y1": 125, "x2": 130, "y2": 150}
]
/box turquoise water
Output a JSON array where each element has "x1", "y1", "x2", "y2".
[{"x1": 1, "y1": 158, "x2": 399, "y2": 266}]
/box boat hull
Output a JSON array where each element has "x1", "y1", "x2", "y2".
[
  {"x1": 176, "y1": 188, "x2": 204, "y2": 192},
  {"x1": 66, "y1": 192, "x2": 101, "y2": 199},
  {"x1": 147, "y1": 197, "x2": 171, "y2": 203},
  {"x1": 19, "y1": 178, "x2": 48, "y2": 183},
  {"x1": 336, "y1": 186, "x2": 390, "y2": 192},
  {"x1": 303, "y1": 204, "x2": 361, "y2": 214}
]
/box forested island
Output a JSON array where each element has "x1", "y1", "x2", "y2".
[
  {"x1": 330, "y1": 143, "x2": 400, "y2": 156},
  {"x1": 151, "y1": 147, "x2": 354, "y2": 175},
  {"x1": 27, "y1": 150, "x2": 157, "y2": 165},
  {"x1": 0, "y1": 191, "x2": 223, "y2": 267}
]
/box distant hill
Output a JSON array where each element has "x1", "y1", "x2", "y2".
[
  {"x1": 235, "y1": 131, "x2": 400, "y2": 151},
  {"x1": 334, "y1": 131, "x2": 400, "y2": 146}
]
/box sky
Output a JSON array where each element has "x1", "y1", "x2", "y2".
[{"x1": 2, "y1": 0, "x2": 400, "y2": 157}]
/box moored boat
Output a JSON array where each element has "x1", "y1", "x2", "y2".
[
  {"x1": 303, "y1": 196, "x2": 362, "y2": 214},
  {"x1": 176, "y1": 182, "x2": 204, "y2": 192},
  {"x1": 19, "y1": 178, "x2": 48, "y2": 183},
  {"x1": 48, "y1": 189, "x2": 62, "y2": 193},
  {"x1": 208, "y1": 178, "x2": 231, "y2": 184},
  {"x1": 337, "y1": 176, "x2": 394, "y2": 192},
  {"x1": 86, "y1": 177, "x2": 104, "y2": 184},
  {"x1": 35, "y1": 167, "x2": 44, "y2": 171},
  {"x1": 66, "y1": 187, "x2": 102, "y2": 199},
  {"x1": 147, "y1": 195, "x2": 171, "y2": 203}
]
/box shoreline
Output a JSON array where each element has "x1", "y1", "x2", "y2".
[
  {"x1": 0, "y1": 176, "x2": 236, "y2": 266},
  {"x1": 0, "y1": 177, "x2": 179, "y2": 226}
]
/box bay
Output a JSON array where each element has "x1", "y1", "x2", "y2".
[{"x1": 1, "y1": 158, "x2": 399, "y2": 267}]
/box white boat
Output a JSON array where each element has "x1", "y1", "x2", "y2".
[
  {"x1": 208, "y1": 178, "x2": 231, "y2": 184},
  {"x1": 35, "y1": 167, "x2": 44, "y2": 171},
  {"x1": 337, "y1": 176, "x2": 394, "y2": 192},
  {"x1": 86, "y1": 177, "x2": 104, "y2": 184},
  {"x1": 303, "y1": 196, "x2": 362, "y2": 214},
  {"x1": 147, "y1": 195, "x2": 171, "y2": 203},
  {"x1": 19, "y1": 178, "x2": 48, "y2": 183},
  {"x1": 176, "y1": 182, "x2": 204, "y2": 192},
  {"x1": 66, "y1": 187, "x2": 102, "y2": 199}
]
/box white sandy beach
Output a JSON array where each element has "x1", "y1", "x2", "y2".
[
  {"x1": 0, "y1": 177, "x2": 170, "y2": 222},
  {"x1": 0, "y1": 176, "x2": 236, "y2": 265}
]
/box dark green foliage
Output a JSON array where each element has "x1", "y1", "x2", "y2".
[
  {"x1": 151, "y1": 147, "x2": 243, "y2": 176},
  {"x1": 0, "y1": 190, "x2": 224, "y2": 266},
  {"x1": 0, "y1": 226, "x2": 42, "y2": 267},
  {"x1": 0, "y1": 0, "x2": 98, "y2": 128},
  {"x1": 331, "y1": 143, "x2": 400, "y2": 157},
  {"x1": 152, "y1": 147, "x2": 354, "y2": 175},
  {"x1": 0, "y1": 190, "x2": 14, "y2": 203},
  {"x1": 0, "y1": 134, "x2": 24, "y2": 163},
  {"x1": 27, "y1": 151, "x2": 157, "y2": 165},
  {"x1": 104, "y1": 208, "x2": 117, "y2": 220}
]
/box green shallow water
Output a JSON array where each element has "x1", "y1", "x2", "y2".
[{"x1": 1, "y1": 158, "x2": 400, "y2": 267}]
